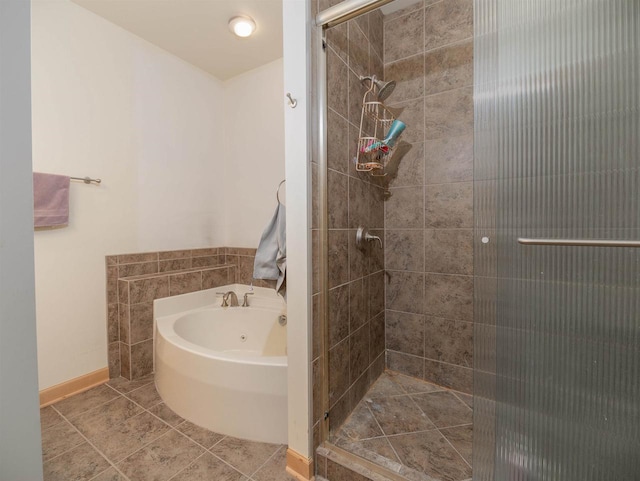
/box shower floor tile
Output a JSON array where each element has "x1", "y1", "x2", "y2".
[
  {"x1": 331, "y1": 370, "x2": 473, "y2": 481},
  {"x1": 40, "y1": 377, "x2": 296, "y2": 481}
]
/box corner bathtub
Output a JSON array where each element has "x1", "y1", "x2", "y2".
[{"x1": 154, "y1": 284, "x2": 287, "y2": 444}]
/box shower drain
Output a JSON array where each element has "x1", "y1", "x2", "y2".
[{"x1": 240, "y1": 334, "x2": 247, "y2": 342}]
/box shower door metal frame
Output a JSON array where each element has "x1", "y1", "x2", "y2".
[{"x1": 313, "y1": 0, "x2": 393, "y2": 450}]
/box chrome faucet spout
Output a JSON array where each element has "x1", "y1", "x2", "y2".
[{"x1": 217, "y1": 291, "x2": 239, "y2": 307}]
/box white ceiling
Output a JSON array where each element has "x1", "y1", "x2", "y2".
[{"x1": 71, "y1": 0, "x2": 283, "y2": 81}]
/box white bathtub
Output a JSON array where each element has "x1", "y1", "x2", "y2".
[{"x1": 154, "y1": 284, "x2": 287, "y2": 444}]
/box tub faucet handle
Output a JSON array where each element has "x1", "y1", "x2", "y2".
[
  {"x1": 216, "y1": 291, "x2": 239, "y2": 307},
  {"x1": 242, "y1": 292, "x2": 254, "y2": 307}
]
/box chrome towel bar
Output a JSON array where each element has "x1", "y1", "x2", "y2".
[
  {"x1": 70, "y1": 176, "x2": 101, "y2": 185},
  {"x1": 517, "y1": 238, "x2": 640, "y2": 248}
]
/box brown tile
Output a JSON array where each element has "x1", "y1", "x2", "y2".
[
  {"x1": 424, "y1": 229, "x2": 473, "y2": 275},
  {"x1": 107, "y1": 373, "x2": 154, "y2": 394},
  {"x1": 107, "y1": 303, "x2": 119, "y2": 343},
  {"x1": 128, "y1": 276, "x2": 169, "y2": 304},
  {"x1": 109, "y1": 341, "x2": 121, "y2": 379},
  {"x1": 412, "y1": 391, "x2": 472, "y2": 428},
  {"x1": 107, "y1": 266, "x2": 118, "y2": 304},
  {"x1": 369, "y1": 186, "x2": 385, "y2": 229},
  {"x1": 425, "y1": 134, "x2": 473, "y2": 184},
  {"x1": 40, "y1": 406, "x2": 64, "y2": 431},
  {"x1": 366, "y1": 395, "x2": 435, "y2": 435},
  {"x1": 329, "y1": 339, "x2": 350, "y2": 405},
  {"x1": 382, "y1": 0, "x2": 424, "y2": 21},
  {"x1": 120, "y1": 342, "x2": 130, "y2": 380},
  {"x1": 387, "y1": 351, "x2": 424, "y2": 379},
  {"x1": 328, "y1": 230, "x2": 349, "y2": 289},
  {"x1": 118, "y1": 280, "x2": 129, "y2": 305},
  {"x1": 118, "y1": 253, "x2": 158, "y2": 264},
  {"x1": 237, "y1": 256, "x2": 255, "y2": 284},
  {"x1": 388, "y1": 430, "x2": 472, "y2": 480},
  {"x1": 118, "y1": 303, "x2": 130, "y2": 344},
  {"x1": 384, "y1": 54, "x2": 424, "y2": 103},
  {"x1": 424, "y1": 0, "x2": 473, "y2": 51},
  {"x1": 368, "y1": 271, "x2": 385, "y2": 318},
  {"x1": 369, "y1": 10, "x2": 384, "y2": 60},
  {"x1": 352, "y1": 437, "x2": 402, "y2": 466},
  {"x1": 337, "y1": 403, "x2": 382, "y2": 442},
  {"x1": 53, "y1": 384, "x2": 119, "y2": 417},
  {"x1": 425, "y1": 40, "x2": 473, "y2": 95},
  {"x1": 389, "y1": 97, "x2": 424, "y2": 144},
  {"x1": 209, "y1": 436, "x2": 280, "y2": 477},
  {"x1": 117, "y1": 429, "x2": 204, "y2": 481},
  {"x1": 126, "y1": 382, "x2": 162, "y2": 409},
  {"x1": 252, "y1": 446, "x2": 298, "y2": 481},
  {"x1": 313, "y1": 357, "x2": 323, "y2": 424},
  {"x1": 391, "y1": 372, "x2": 443, "y2": 395},
  {"x1": 328, "y1": 169, "x2": 349, "y2": 229},
  {"x1": 349, "y1": 369, "x2": 372, "y2": 408},
  {"x1": 384, "y1": 8, "x2": 424, "y2": 63},
  {"x1": 326, "y1": 22, "x2": 348, "y2": 62},
  {"x1": 69, "y1": 397, "x2": 143, "y2": 439},
  {"x1": 130, "y1": 339, "x2": 154, "y2": 379},
  {"x1": 106, "y1": 255, "x2": 118, "y2": 266},
  {"x1": 349, "y1": 278, "x2": 367, "y2": 332},
  {"x1": 328, "y1": 109, "x2": 350, "y2": 174},
  {"x1": 171, "y1": 452, "x2": 245, "y2": 481},
  {"x1": 312, "y1": 230, "x2": 320, "y2": 294},
  {"x1": 329, "y1": 285, "x2": 349, "y2": 348},
  {"x1": 312, "y1": 294, "x2": 321, "y2": 360},
  {"x1": 349, "y1": 323, "x2": 370, "y2": 382},
  {"x1": 236, "y1": 247, "x2": 257, "y2": 256},
  {"x1": 386, "y1": 271, "x2": 424, "y2": 314},
  {"x1": 191, "y1": 248, "x2": 218, "y2": 257},
  {"x1": 424, "y1": 317, "x2": 473, "y2": 367},
  {"x1": 91, "y1": 412, "x2": 170, "y2": 462},
  {"x1": 424, "y1": 273, "x2": 473, "y2": 320},
  {"x1": 118, "y1": 261, "x2": 159, "y2": 278},
  {"x1": 202, "y1": 267, "x2": 230, "y2": 290},
  {"x1": 453, "y1": 392, "x2": 473, "y2": 409},
  {"x1": 192, "y1": 255, "x2": 219, "y2": 268},
  {"x1": 43, "y1": 442, "x2": 110, "y2": 481},
  {"x1": 386, "y1": 310, "x2": 424, "y2": 357},
  {"x1": 369, "y1": 312, "x2": 385, "y2": 361},
  {"x1": 328, "y1": 49, "x2": 348, "y2": 119},
  {"x1": 148, "y1": 403, "x2": 185, "y2": 427},
  {"x1": 326, "y1": 458, "x2": 371, "y2": 481},
  {"x1": 425, "y1": 182, "x2": 473, "y2": 228},
  {"x1": 385, "y1": 187, "x2": 424, "y2": 229},
  {"x1": 441, "y1": 424, "x2": 473, "y2": 465},
  {"x1": 349, "y1": 228, "x2": 368, "y2": 281},
  {"x1": 424, "y1": 87, "x2": 473, "y2": 140},
  {"x1": 169, "y1": 271, "x2": 202, "y2": 296},
  {"x1": 366, "y1": 372, "x2": 405, "y2": 398},
  {"x1": 158, "y1": 249, "x2": 191, "y2": 260},
  {"x1": 175, "y1": 420, "x2": 224, "y2": 449},
  {"x1": 348, "y1": 177, "x2": 369, "y2": 229},
  {"x1": 159, "y1": 258, "x2": 192, "y2": 273},
  {"x1": 385, "y1": 230, "x2": 424, "y2": 272},
  {"x1": 348, "y1": 22, "x2": 370, "y2": 78},
  {"x1": 424, "y1": 359, "x2": 473, "y2": 394},
  {"x1": 41, "y1": 420, "x2": 84, "y2": 461},
  {"x1": 129, "y1": 302, "x2": 154, "y2": 344},
  {"x1": 91, "y1": 467, "x2": 126, "y2": 481},
  {"x1": 388, "y1": 141, "x2": 424, "y2": 187},
  {"x1": 329, "y1": 391, "x2": 351, "y2": 434}
]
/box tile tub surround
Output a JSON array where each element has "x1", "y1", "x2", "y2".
[
  {"x1": 106, "y1": 247, "x2": 276, "y2": 380},
  {"x1": 383, "y1": 0, "x2": 474, "y2": 393},
  {"x1": 40, "y1": 375, "x2": 297, "y2": 481}
]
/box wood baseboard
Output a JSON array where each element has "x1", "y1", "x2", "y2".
[
  {"x1": 286, "y1": 448, "x2": 314, "y2": 481},
  {"x1": 39, "y1": 367, "x2": 110, "y2": 408}
]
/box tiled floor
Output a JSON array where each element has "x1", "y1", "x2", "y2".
[
  {"x1": 40, "y1": 375, "x2": 297, "y2": 481},
  {"x1": 331, "y1": 371, "x2": 472, "y2": 481}
]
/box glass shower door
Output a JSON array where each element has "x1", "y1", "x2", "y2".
[{"x1": 474, "y1": 1, "x2": 640, "y2": 480}]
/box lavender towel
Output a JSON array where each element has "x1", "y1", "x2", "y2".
[{"x1": 33, "y1": 172, "x2": 70, "y2": 228}]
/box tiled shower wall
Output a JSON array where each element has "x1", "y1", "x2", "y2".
[
  {"x1": 383, "y1": 0, "x2": 474, "y2": 393},
  {"x1": 106, "y1": 247, "x2": 274, "y2": 380},
  {"x1": 310, "y1": 0, "x2": 388, "y2": 444}
]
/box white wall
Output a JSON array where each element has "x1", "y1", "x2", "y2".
[
  {"x1": 223, "y1": 58, "x2": 286, "y2": 247},
  {"x1": 0, "y1": 0, "x2": 44, "y2": 478}
]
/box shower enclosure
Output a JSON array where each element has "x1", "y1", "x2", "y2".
[{"x1": 312, "y1": 0, "x2": 639, "y2": 480}]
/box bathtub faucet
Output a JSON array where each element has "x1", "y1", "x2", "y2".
[{"x1": 217, "y1": 291, "x2": 239, "y2": 307}]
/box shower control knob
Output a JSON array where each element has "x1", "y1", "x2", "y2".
[{"x1": 356, "y1": 226, "x2": 383, "y2": 249}]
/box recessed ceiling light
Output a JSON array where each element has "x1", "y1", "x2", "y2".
[{"x1": 228, "y1": 16, "x2": 256, "y2": 38}]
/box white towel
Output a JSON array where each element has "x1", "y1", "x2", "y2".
[{"x1": 253, "y1": 203, "x2": 286, "y2": 298}]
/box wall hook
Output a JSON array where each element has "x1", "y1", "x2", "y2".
[{"x1": 286, "y1": 93, "x2": 297, "y2": 108}]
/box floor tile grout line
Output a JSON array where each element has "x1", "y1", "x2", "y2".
[
  {"x1": 436, "y1": 425, "x2": 472, "y2": 470},
  {"x1": 50, "y1": 384, "x2": 121, "y2": 420},
  {"x1": 49, "y1": 399, "x2": 133, "y2": 481},
  {"x1": 248, "y1": 444, "x2": 287, "y2": 479},
  {"x1": 164, "y1": 451, "x2": 210, "y2": 481}
]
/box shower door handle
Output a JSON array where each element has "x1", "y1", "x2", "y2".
[{"x1": 517, "y1": 238, "x2": 640, "y2": 247}]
